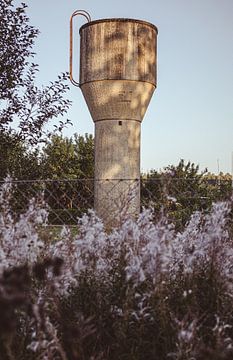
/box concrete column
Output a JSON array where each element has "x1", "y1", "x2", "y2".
[{"x1": 94, "y1": 119, "x2": 141, "y2": 227}]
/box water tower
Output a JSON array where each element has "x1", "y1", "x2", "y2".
[{"x1": 70, "y1": 10, "x2": 157, "y2": 227}]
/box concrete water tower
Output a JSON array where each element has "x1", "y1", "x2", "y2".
[{"x1": 70, "y1": 10, "x2": 157, "y2": 227}]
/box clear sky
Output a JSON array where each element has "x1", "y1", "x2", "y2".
[{"x1": 20, "y1": 0, "x2": 233, "y2": 174}]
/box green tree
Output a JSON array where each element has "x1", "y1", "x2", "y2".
[
  {"x1": 0, "y1": 132, "x2": 41, "y2": 180},
  {"x1": 141, "y1": 169, "x2": 164, "y2": 213},
  {"x1": 0, "y1": 0, "x2": 38, "y2": 99},
  {"x1": 41, "y1": 133, "x2": 94, "y2": 179},
  {"x1": 0, "y1": 0, "x2": 72, "y2": 146},
  {"x1": 141, "y1": 159, "x2": 230, "y2": 229},
  {"x1": 40, "y1": 133, "x2": 94, "y2": 224},
  {"x1": 0, "y1": 0, "x2": 73, "y2": 220},
  {"x1": 73, "y1": 133, "x2": 95, "y2": 178}
]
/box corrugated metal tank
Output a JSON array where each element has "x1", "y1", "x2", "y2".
[{"x1": 78, "y1": 18, "x2": 158, "y2": 227}]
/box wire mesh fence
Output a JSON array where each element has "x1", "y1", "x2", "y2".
[{"x1": 0, "y1": 178, "x2": 232, "y2": 229}]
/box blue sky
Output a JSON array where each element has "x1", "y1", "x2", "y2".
[{"x1": 21, "y1": 0, "x2": 233, "y2": 174}]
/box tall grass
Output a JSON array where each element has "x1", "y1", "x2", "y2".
[{"x1": 0, "y1": 179, "x2": 233, "y2": 359}]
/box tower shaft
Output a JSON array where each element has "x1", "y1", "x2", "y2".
[{"x1": 94, "y1": 119, "x2": 140, "y2": 226}]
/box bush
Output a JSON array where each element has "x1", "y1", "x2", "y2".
[{"x1": 0, "y1": 179, "x2": 233, "y2": 359}]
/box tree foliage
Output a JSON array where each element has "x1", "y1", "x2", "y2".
[
  {"x1": 0, "y1": 132, "x2": 95, "y2": 181},
  {"x1": 0, "y1": 0, "x2": 72, "y2": 145},
  {"x1": 0, "y1": 0, "x2": 38, "y2": 98},
  {"x1": 41, "y1": 133, "x2": 94, "y2": 179},
  {"x1": 142, "y1": 159, "x2": 232, "y2": 229},
  {"x1": 40, "y1": 134, "x2": 95, "y2": 223},
  {"x1": 0, "y1": 132, "x2": 40, "y2": 180}
]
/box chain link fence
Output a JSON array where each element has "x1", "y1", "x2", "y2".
[{"x1": 0, "y1": 178, "x2": 232, "y2": 229}]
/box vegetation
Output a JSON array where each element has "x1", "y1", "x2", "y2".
[
  {"x1": 0, "y1": 132, "x2": 40, "y2": 180},
  {"x1": 1, "y1": 138, "x2": 231, "y2": 226},
  {"x1": 0, "y1": 0, "x2": 230, "y2": 226},
  {"x1": 0, "y1": 0, "x2": 72, "y2": 159},
  {"x1": 0, "y1": 180, "x2": 233, "y2": 359},
  {"x1": 41, "y1": 133, "x2": 94, "y2": 180},
  {"x1": 1, "y1": 2, "x2": 233, "y2": 359},
  {"x1": 142, "y1": 160, "x2": 232, "y2": 229}
]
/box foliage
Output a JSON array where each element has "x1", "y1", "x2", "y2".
[
  {"x1": 0, "y1": 132, "x2": 41, "y2": 181},
  {"x1": 41, "y1": 133, "x2": 94, "y2": 179},
  {"x1": 0, "y1": 0, "x2": 38, "y2": 99},
  {"x1": 2, "y1": 154, "x2": 231, "y2": 227},
  {"x1": 0, "y1": 0, "x2": 72, "y2": 146},
  {"x1": 0, "y1": 132, "x2": 95, "y2": 223},
  {"x1": 0, "y1": 132, "x2": 94, "y2": 182},
  {"x1": 0, "y1": 179, "x2": 233, "y2": 359},
  {"x1": 40, "y1": 134, "x2": 95, "y2": 222},
  {"x1": 142, "y1": 159, "x2": 232, "y2": 229}
]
